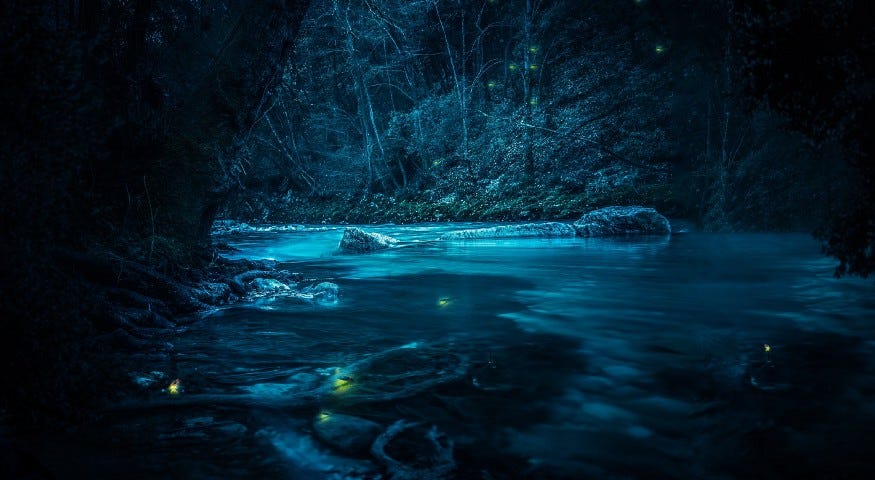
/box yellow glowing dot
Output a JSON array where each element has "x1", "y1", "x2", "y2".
[
  {"x1": 529, "y1": 64, "x2": 538, "y2": 70},
  {"x1": 437, "y1": 297, "x2": 451, "y2": 307},
  {"x1": 529, "y1": 97, "x2": 539, "y2": 106},
  {"x1": 508, "y1": 63, "x2": 518, "y2": 71},
  {"x1": 487, "y1": 81, "x2": 496, "y2": 88},
  {"x1": 764, "y1": 344, "x2": 771, "y2": 353},
  {"x1": 332, "y1": 376, "x2": 353, "y2": 394},
  {"x1": 529, "y1": 45, "x2": 539, "y2": 53},
  {"x1": 655, "y1": 45, "x2": 665, "y2": 54},
  {"x1": 168, "y1": 378, "x2": 181, "y2": 395},
  {"x1": 318, "y1": 411, "x2": 331, "y2": 422},
  {"x1": 432, "y1": 159, "x2": 441, "y2": 166}
]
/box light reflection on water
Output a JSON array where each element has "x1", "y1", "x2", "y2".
[{"x1": 39, "y1": 225, "x2": 875, "y2": 478}]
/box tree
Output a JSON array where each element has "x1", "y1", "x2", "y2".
[
  {"x1": 0, "y1": 0, "x2": 311, "y2": 427},
  {"x1": 730, "y1": 0, "x2": 875, "y2": 276}
]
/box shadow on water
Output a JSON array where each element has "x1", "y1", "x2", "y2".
[{"x1": 686, "y1": 330, "x2": 875, "y2": 479}]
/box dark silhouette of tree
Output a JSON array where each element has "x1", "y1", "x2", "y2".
[
  {"x1": 730, "y1": 0, "x2": 874, "y2": 276},
  {"x1": 0, "y1": 0, "x2": 310, "y2": 427}
]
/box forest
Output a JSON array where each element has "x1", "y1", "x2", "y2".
[
  {"x1": 1, "y1": 0, "x2": 873, "y2": 478},
  {"x1": 227, "y1": 0, "x2": 862, "y2": 233}
]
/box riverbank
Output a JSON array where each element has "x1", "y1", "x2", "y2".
[
  {"x1": 0, "y1": 238, "x2": 342, "y2": 433},
  {"x1": 223, "y1": 184, "x2": 682, "y2": 226}
]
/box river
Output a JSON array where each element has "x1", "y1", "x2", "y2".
[{"x1": 30, "y1": 223, "x2": 875, "y2": 478}]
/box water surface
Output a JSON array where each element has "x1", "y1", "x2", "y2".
[{"x1": 36, "y1": 224, "x2": 875, "y2": 478}]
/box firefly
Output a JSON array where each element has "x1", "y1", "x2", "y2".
[
  {"x1": 508, "y1": 63, "x2": 518, "y2": 71},
  {"x1": 529, "y1": 64, "x2": 539, "y2": 71},
  {"x1": 437, "y1": 296, "x2": 451, "y2": 307},
  {"x1": 529, "y1": 45, "x2": 539, "y2": 53},
  {"x1": 655, "y1": 44, "x2": 666, "y2": 54},
  {"x1": 318, "y1": 411, "x2": 331, "y2": 422},
  {"x1": 168, "y1": 378, "x2": 181, "y2": 395},
  {"x1": 529, "y1": 97, "x2": 539, "y2": 106},
  {"x1": 487, "y1": 81, "x2": 496, "y2": 89},
  {"x1": 332, "y1": 375, "x2": 353, "y2": 394},
  {"x1": 763, "y1": 344, "x2": 771, "y2": 353}
]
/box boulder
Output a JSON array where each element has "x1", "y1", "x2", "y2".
[
  {"x1": 338, "y1": 227, "x2": 398, "y2": 253},
  {"x1": 439, "y1": 222, "x2": 576, "y2": 240},
  {"x1": 313, "y1": 413, "x2": 382, "y2": 454},
  {"x1": 573, "y1": 206, "x2": 670, "y2": 237},
  {"x1": 228, "y1": 269, "x2": 299, "y2": 297}
]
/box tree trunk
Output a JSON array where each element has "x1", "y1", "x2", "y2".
[{"x1": 147, "y1": 2, "x2": 311, "y2": 251}]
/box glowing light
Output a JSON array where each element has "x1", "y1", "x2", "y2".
[
  {"x1": 332, "y1": 375, "x2": 353, "y2": 394},
  {"x1": 655, "y1": 44, "x2": 666, "y2": 54},
  {"x1": 437, "y1": 296, "x2": 451, "y2": 307},
  {"x1": 529, "y1": 45, "x2": 539, "y2": 53},
  {"x1": 764, "y1": 344, "x2": 771, "y2": 353},
  {"x1": 318, "y1": 411, "x2": 331, "y2": 422},
  {"x1": 529, "y1": 97, "x2": 539, "y2": 106},
  {"x1": 168, "y1": 378, "x2": 181, "y2": 395},
  {"x1": 487, "y1": 81, "x2": 496, "y2": 89},
  {"x1": 508, "y1": 63, "x2": 518, "y2": 71},
  {"x1": 529, "y1": 64, "x2": 539, "y2": 71}
]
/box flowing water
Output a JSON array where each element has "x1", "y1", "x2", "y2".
[{"x1": 30, "y1": 224, "x2": 875, "y2": 478}]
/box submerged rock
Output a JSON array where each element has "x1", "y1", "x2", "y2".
[
  {"x1": 130, "y1": 370, "x2": 167, "y2": 390},
  {"x1": 313, "y1": 413, "x2": 382, "y2": 454},
  {"x1": 439, "y1": 222, "x2": 576, "y2": 240},
  {"x1": 573, "y1": 206, "x2": 670, "y2": 237},
  {"x1": 371, "y1": 420, "x2": 455, "y2": 480},
  {"x1": 338, "y1": 227, "x2": 399, "y2": 253},
  {"x1": 251, "y1": 277, "x2": 291, "y2": 293},
  {"x1": 301, "y1": 282, "x2": 339, "y2": 304}
]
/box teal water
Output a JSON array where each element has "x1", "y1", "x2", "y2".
[{"x1": 32, "y1": 224, "x2": 875, "y2": 478}]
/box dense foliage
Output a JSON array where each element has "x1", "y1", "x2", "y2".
[
  {"x1": 230, "y1": 0, "x2": 677, "y2": 220},
  {"x1": 225, "y1": 0, "x2": 850, "y2": 238}
]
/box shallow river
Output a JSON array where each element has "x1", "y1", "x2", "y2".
[{"x1": 36, "y1": 224, "x2": 875, "y2": 478}]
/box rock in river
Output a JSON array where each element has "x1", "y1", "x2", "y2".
[
  {"x1": 192, "y1": 282, "x2": 232, "y2": 305},
  {"x1": 573, "y1": 206, "x2": 670, "y2": 237},
  {"x1": 251, "y1": 277, "x2": 291, "y2": 293},
  {"x1": 338, "y1": 227, "x2": 399, "y2": 253},
  {"x1": 313, "y1": 413, "x2": 383, "y2": 454},
  {"x1": 439, "y1": 222, "x2": 576, "y2": 240},
  {"x1": 301, "y1": 282, "x2": 340, "y2": 305}
]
